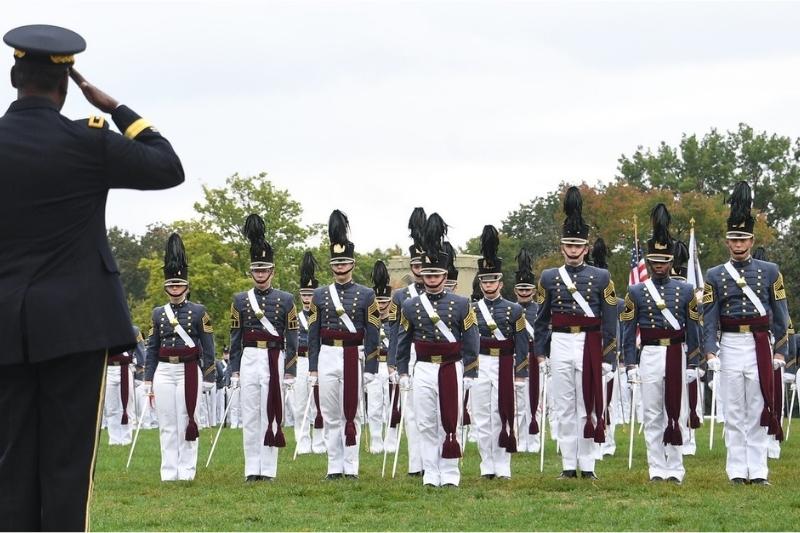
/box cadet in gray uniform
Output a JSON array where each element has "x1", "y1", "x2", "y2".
[
  {"x1": 468, "y1": 226, "x2": 529, "y2": 479},
  {"x1": 145, "y1": 233, "x2": 216, "y2": 481},
  {"x1": 534, "y1": 186, "x2": 617, "y2": 480},
  {"x1": 703, "y1": 181, "x2": 789, "y2": 485},
  {"x1": 308, "y1": 210, "x2": 381, "y2": 479},
  {"x1": 620, "y1": 204, "x2": 701, "y2": 484},
  {"x1": 229, "y1": 214, "x2": 299, "y2": 481},
  {"x1": 387, "y1": 207, "x2": 428, "y2": 476},
  {"x1": 514, "y1": 249, "x2": 542, "y2": 453},
  {"x1": 397, "y1": 213, "x2": 480, "y2": 487}
]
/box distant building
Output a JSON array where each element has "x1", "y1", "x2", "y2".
[{"x1": 387, "y1": 253, "x2": 480, "y2": 298}]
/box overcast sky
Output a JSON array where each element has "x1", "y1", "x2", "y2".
[{"x1": 5, "y1": 1, "x2": 800, "y2": 251}]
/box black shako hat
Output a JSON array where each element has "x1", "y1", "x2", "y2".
[
  {"x1": 328, "y1": 209, "x2": 355, "y2": 264},
  {"x1": 727, "y1": 181, "x2": 755, "y2": 239},
  {"x1": 244, "y1": 213, "x2": 274, "y2": 269},
  {"x1": 477, "y1": 225, "x2": 503, "y2": 281},
  {"x1": 4, "y1": 24, "x2": 85, "y2": 65},
  {"x1": 420, "y1": 213, "x2": 449, "y2": 275},
  {"x1": 371, "y1": 260, "x2": 392, "y2": 302},
  {"x1": 299, "y1": 251, "x2": 319, "y2": 294},
  {"x1": 561, "y1": 186, "x2": 590, "y2": 244},
  {"x1": 408, "y1": 207, "x2": 427, "y2": 265},
  {"x1": 646, "y1": 203, "x2": 674, "y2": 263},
  {"x1": 163, "y1": 233, "x2": 189, "y2": 286},
  {"x1": 515, "y1": 248, "x2": 536, "y2": 288},
  {"x1": 671, "y1": 240, "x2": 689, "y2": 280}
]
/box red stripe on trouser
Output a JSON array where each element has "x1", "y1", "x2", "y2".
[
  {"x1": 264, "y1": 347, "x2": 286, "y2": 447},
  {"x1": 120, "y1": 363, "x2": 130, "y2": 425},
  {"x1": 497, "y1": 355, "x2": 517, "y2": 453},
  {"x1": 528, "y1": 355, "x2": 539, "y2": 434},
  {"x1": 438, "y1": 361, "x2": 461, "y2": 459}
]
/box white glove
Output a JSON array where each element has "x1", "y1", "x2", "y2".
[
  {"x1": 695, "y1": 367, "x2": 706, "y2": 380},
  {"x1": 708, "y1": 378, "x2": 716, "y2": 391},
  {"x1": 538, "y1": 360, "x2": 548, "y2": 377},
  {"x1": 364, "y1": 372, "x2": 377, "y2": 386},
  {"x1": 307, "y1": 374, "x2": 318, "y2": 387},
  {"x1": 230, "y1": 376, "x2": 240, "y2": 389},
  {"x1": 791, "y1": 383, "x2": 797, "y2": 392},
  {"x1": 686, "y1": 369, "x2": 698, "y2": 384},
  {"x1": 514, "y1": 379, "x2": 527, "y2": 390},
  {"x1": 202, "y1": 381, "x2": 215, "y2": 393},
  {"x1": 707, "y1": 357, "x2": 721, "y2": 372},
  {"x1": 388, "y1": 368, "x2": 399, "y2": 384},
  {"x1": 626, "y1": 366, "x2": 640, "y2": 384},
  {"x1": 463, "y1": 377, "x2": 474, "y2": 392},
  {"x1": 773, "y1": 358, "x2": 786, "y2": 371},
  {"x1": 399, "y1": 375, "x2": 411, "y2": 390},
  {"x1": 602, "y1": 362, "x2": 613, "y2": 378},
  {"x1": 284, "y1": 376, "x2": 296, "y2": 389},
  {"x1": 784, "y1": 373, "x2": 795, "y2": 385}
]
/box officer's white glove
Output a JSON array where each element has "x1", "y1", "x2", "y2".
[
  {"x1": 399, "y1": 375, "x2": 411, "y2": 391},
  {"x1": 364, "y1": 372, "x2": 377, "y2": 386},
  {"x1": 784, "y1": 373, "x2": 795, "y2": 385},
  {"x1": 463, "y1": 377, "x2": 474, "y2": 392},
  {"x1": 707, "y1": 357, "x2": 721, "y2": 372},
  {"x1": 307, "y1": 374, "x2": 318, "y2": 387},
  {"x1": 388, "y1": 368, "x2": 399, "y2": 384},
  {"x1": 686, "y1": 369, "x2": 698, "y2": 384},
  {"x1": 284, "y1": 375, "x2": 296, "y2": 389},
  {"x1": 230, "y1": 376, "x2": 240, "y2": 389},
  {"x1": 773, "y1": 358, "x2": 786, "y2": 371},
  {"x1": 602, "y1": 362, "x2": 613, "y2": 378},
  {"x1": 626, "y1": 366, "x2": 641, "y2": 384}
]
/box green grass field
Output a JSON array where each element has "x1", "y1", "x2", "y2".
[{"x1": 91, "y1": 423, "x2": 800, "y2": 531}]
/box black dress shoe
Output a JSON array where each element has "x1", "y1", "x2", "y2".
[
  {"x1": 442, "y1": 483, "x2": 457, "y2": 487},
  {"x1": 423, "y1": 482, "x2": 437, "y2": 487},
  {"x1": 666, "y1": 477, "x2": 682, "y2": 486},
  {"x1": 750, "y1": 478, "x2": 770, "y2": 485},
  {"x1": 245, "y1": 475, "x2": 260, "y2": 482},
  {"x1": 649, "y1": 476, "x2": 664, "y2": 482},
  {"x1": 261, "y1": 476, "x2": 274, "y2": 482},
  {"x1": 325, "y1": 473, "x2": 343, "y2": 480},
  {"x1": 557, "y1": 470, "x2": 577, "y2": 479},
  {"x1": 344, "y1": 474, "x2": 359, "y2": 480},
  {"x1": 731, "y1": 477, "x2": 747, "y2": 485},
  {"x1": 481, "y1": 474, "x2": 496, "y2": 480},
  {"x1": 408, "y1": 471, "x2": 423, "y2": 477},
  {"x1": 581, "y1": 471, "x2": 599, "y2": 480}
]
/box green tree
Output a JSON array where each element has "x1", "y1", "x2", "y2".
[{"x1": 107, "y1": 227, "x2": 149, "y2": 303}]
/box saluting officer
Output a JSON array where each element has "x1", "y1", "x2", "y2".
[
  {"x1": 620, "y1": 204, "x2": 701, "y2": 484},
  {"x1": 703, "y1": 181, "x2": 789, "y2": 485},
  {"x1": 145, "y1": 234, "x2": 216, "y2": 482},
  {"x1": 468, "y1": 226, "x2": 529, "y2": 479},
  {"x1": 534, "y1": 186, "x2": 618, "y2": 480},
  {"x1": 307, "y1": 210, "x2": 381, "y2": 479},
  {"x1": 229, "y1": 214, "x2": 299, "y2": 481},
  {"x1": 397, "y1": 213, "x2": 480, "y2": 487},
  {"x1": 0, "y1": 24, "x2": 183, "y2": 530}
]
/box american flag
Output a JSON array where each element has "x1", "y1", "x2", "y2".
[{"x1": 628, "y1": 240, "x2": 649, "y2": 286}]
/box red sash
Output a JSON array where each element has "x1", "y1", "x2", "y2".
[
  {"x1": 159, "y1": 346, "x2": 200, "y2": 441},
  {"x1": 481, "y1": 338, "x2": 517, "y2": 453},
  {"x1": 640, "y1": 327, "x2": 686, "y2": 445},
  {"x1": 321, "y1": 329, "x2": 364, "y2": 446},
  {"x1": 415, "y1": 340, "x2": 463, "y2": 458},
  {"x1": 108, "y1": 353, "x2": 132, "y2": 425}
]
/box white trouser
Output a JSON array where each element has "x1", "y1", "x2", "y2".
[
  {"x1": 404, "y1": 349, "x2": 423, "y2": 473},
  {"x1": 319, "y1": 344, "x2": 363, "y2": 475},
  {"x1": 241, "y1": 346, "x2": 284, "y2": 478},
  {"x1": 547, "y1": 374, "x2": 559, "y2": 441},
  {"x1": 227, "y1": 386, "x2": 242, "y2": 428},
  {"x1": 515, "y1": 378, "x2": 541, "y2": 453},
  {"x1": 599, "y1": 373, "x2": 617, "y2": 457},
  {"x1": 550, "y1": 332, "x2": 598, "y2": 472},
  {"x1": 768, "y1": 371, "x2": 784, "y2": 459},
  {"x1": 135, "y1": 380, "x2": 158, "y2": 429},
  {"x1": 413, "y1": 360, "x2": 463, "y2": 486},
  {"x1": 215, "y1": 387, "x2": 226, "y2": 423},
  {"x1": 720, "y1": 332, "x2": 769, "y2": 480},
  {"x1": 366, "y1": 361, "x2": 398, "y2": 453},
  {"x1": 104, "y1": 366, "x2": 134, "y2": 445},
  {"x1": 292, "y1": 356, "x2": 326, "y2": 454},
  {"x1": 683, "y1": 377, "x2": 704, "y2": 456},
  {"x1": 471, "y1": 355, "x2": 512, "y2": 477},
  {"x1": 153, "y1": 363, "x2": 202, "y2": 481},
  {"x1": 198, "y1": 383, "x2": 216, "y2": 428},
  {"x1": 639, "y1": 345, "x2": 687, "y2": 480}
]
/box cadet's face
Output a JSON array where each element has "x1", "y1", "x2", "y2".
[
  {"x1": 515, "y1": 287, "x2": 534, "y2": 303},
  {"x1": 726, "y1": 237, "x2": 753, "y2": 259},
  {"x1": 480, "y1": 279, "x2": 503, "y2": 298},
  {"x1": 423, "y1": 273, "x2": 446, "y2": 293},
  {"x1": 378, "y1": 300, "x2": 391, "y2": 314},
  {"x1": 251, "y1": 268, "x2": 274, "y2": 286},
  {"x1": 561, "y1": 244, "x2": 588, "y2": 265},
  {"x1": 165, "y1": 284, "x2": 188, "y2": 298},
  {"x1": 300, "y1": 293, "x2": 313, "y2": 305},
  {"x1": 410, "y1": 263, "x2": 423, "y2": 279},
  {"x1": 648, "y1": 260, "x2": 672, "y2": 278}
]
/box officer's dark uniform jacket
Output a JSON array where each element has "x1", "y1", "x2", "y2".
[
  {"x1": 620, "y1": 276, "x2": 701, "y2": 366},
  {"x1": 0, "y1": 97, "x2": 184, "y2": 364},
  {"x1": 228, "y1": 287, "x2": 299, "y2": 374},
  {"x1": 287, "y1": 307, "x2": 312, "y2": 375},
  {"x1": 472, "y1": 297, "x2": 529, "y2": 378},
  {"x1": 702, "y1": 258, "x2": 789, "y2": 357},
  {"x1": 387, "y1": 282, "x2": 425, "y2": 367},
  {"x1": 533, "y1": 264, "x2": 618, "y2": 362},
  {"x1": 396, "y1": 291, "x2": 480, "y2": 376},
  {"x1": 307, "y1": 281, "x2": 381, "y2": 373},
  {"x1": 144, "y1": 301, "x2": 216, "y2": 381}
]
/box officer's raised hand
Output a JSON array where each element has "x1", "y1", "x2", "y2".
[{"x1": 69, "y1": 67, "x2": 118, "y2": 113}]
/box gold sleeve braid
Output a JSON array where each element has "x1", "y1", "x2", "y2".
[
  {"x1": 203, "y1": 365, "x2": 215, "y2": 377},
  {"x1": 702, "y1": 282, "x2": 714, "y2": 305},
  {"x1": 515, "y1": 315, "x2": 526, "y2": 333},
  {"x1": 516, "y1": 358, "x2": 529, "y2": 372},
  {"x1": 388, "y1": 300, "x2": 398, "y2": 322},
  {"x1": 400, "y1": 309, "x2": 410, "y2": 332},
  {"x1": 602, "y1": 339, "x2": 617, "y2": 356},
  {"x1": 285, "y1": 355, "x2": 298, "y2": 370},
  {"x1": 463, "y1": 307, "x2": 477, "y2": 331},
  {"x1": 229, "y1": 303, "x2": 240, "y2": 330},
  {"x1": 202, "y1": 312, "x2": 214, "y2": 334},
  {"x1": 464, "y1": 360, "x2": 479, "y2": 373},
  {"x1": 136, "y1": 329, "x2": 144, "y2": 343},
  {"x1": 287, "y1": 304, "x2": 299, "y2": 330},
  {"x1": 773, "y1": 272, "x2": 786, "y2": 301},
  {"x1": 775, "y1": 334, "x2": 788, "y2": 350},
  {"x1": 619, "y1": 293, "x2": 635, "y2": 322},
  {"x1": 368, "y1": 300, "x2": 381, "y2": 328},
  {"x1": 307, "y1": 301, "x2": 318, "y2": 325},
  {"x1": 688, "y1": 294, "x2": 700, "y2": 322},
  {"x1": 535, "y1": 280, "x2": 545, "y2": 305},
  {"x1": 604, "y1": 280, "x2": 617, "y2": 306}
]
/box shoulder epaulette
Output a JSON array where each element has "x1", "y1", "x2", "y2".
[{"x1": 86, "y1": 115, "x2": 107, "y2": 129}]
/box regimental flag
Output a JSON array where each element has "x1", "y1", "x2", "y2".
[
  {"x1": 686, "y1": 224, "x2": 704, "y2": 295},
  {"x1": 629, "y1": 240, "x2": 649, "y2": 287}
]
